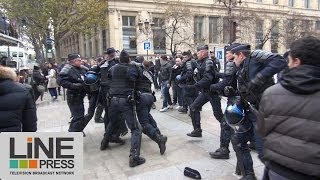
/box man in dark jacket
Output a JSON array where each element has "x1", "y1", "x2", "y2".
[
  {"x1": 159, "y1": 55, "x2": 173, "y2": 112},
  {"x1": 0, "y1": 65, "x2": 37, "y2": 132},
  {"x1": 258, "y1": 36, "x2": 320, "y2": 180},
  {"x1": 32, "y1": 65, "x2": 46, "y2": 101}
]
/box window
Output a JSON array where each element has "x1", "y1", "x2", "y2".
[
  {"x1": 223, "y1": 17, "x2": 230, "y2": 43},
  {"x1": 194, "y1": 16, "x2": 204, "y2": 44},
  {"x1": 153, "y1": 18, "x2": 166, "y2": 54},
  {"x1": 122, "y1": 16, "x2": 135, "y2": 27},
  {"x1": 270, "y1": 20, "x2": 279, "y2": 53},
  {"x1": 318, "y1": 0, "x2": 320, "y2": 9},
  {"x1": 257, "y1": 0, "x2": 262, "y2": 2},
  {"x1": 209, "y1": 17, "x2": 219, "y2": 44},
  {"x1": 122, "y1": 16, "x2": 137, "y2": 54},
  {"x1": 304, "y1": 0, "x2": 310, "y2": 8},
  {"x1": 288, "y1": 0, "x2": 294, "y2": 7},
  {"x1": 102, "y1": 29, "x2": 107, "y2": 52},
  {"x1": 255, "y1": 20, "x2": 264, "y2": 49},
  {"x1": 316, "y1": 21, "x2": 320, "y2": 30},
  {"x1": 273, "y1": 0, "x2": 278, "y2": 4}
]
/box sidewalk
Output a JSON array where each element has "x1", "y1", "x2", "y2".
[{"x1": 36, "y1": 91, "x2": 264, "y2": 180}]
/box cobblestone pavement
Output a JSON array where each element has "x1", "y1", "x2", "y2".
[{"x1": 37, "y1": 91, "x2": 264, "y2": 180}]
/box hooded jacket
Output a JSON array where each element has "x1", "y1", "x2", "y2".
[
  {"x1": 0, "y1": 66, "x2": 37, "y2": 132},
  {"x1": 258, "y1": 65, "x2": 320, "y2": 179}
]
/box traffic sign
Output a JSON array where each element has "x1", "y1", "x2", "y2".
[
  {"x1": 144, "y1": 42, "x2": 151, "y2": 50},
  {"x1": 217, "y1": 51, "x2": 222, "y2": 59},
  {"x1": 46, "y1": 37, "x2": 53, "y2": 45}
]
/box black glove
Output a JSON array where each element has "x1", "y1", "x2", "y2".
[
  {"x1": 72, "y1": 83, "x2": 84, "y2": 90},
  {"x1": 224, "y1": 86, "x2": 236, "y2": 97}
]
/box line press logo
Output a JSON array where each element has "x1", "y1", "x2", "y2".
[{"x1": 0, "y1": 132, "x2": 83, "y2": 180}]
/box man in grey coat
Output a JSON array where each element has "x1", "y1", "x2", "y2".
[{"x1": 258, "y1": 36, "x2": 320, "y2": 180}]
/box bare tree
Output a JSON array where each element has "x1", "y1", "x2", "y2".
[{"x1": 157, "y1": 0, "x2": 194, "y2": 56}]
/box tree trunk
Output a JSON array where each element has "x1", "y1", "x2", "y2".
[{"x1": 55, "y1": 40, "x2": 61, "y2": 63}]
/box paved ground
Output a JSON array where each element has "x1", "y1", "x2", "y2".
[{"x1": 37, "y1": 91, "x2": 264, "y2": 180}]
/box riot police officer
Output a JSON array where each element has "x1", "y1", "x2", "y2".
[
  {"x1": 58, "y1": 53, "x2": 87, "y2": 132},
  {"x1": 227, "y1": 44, "x2": 286, "y2": 179},
  {"x1": 176, "y1": 50, "x2": 198, "y2": 114},
  {"x1": 99, "y1": 48, "x2": 127, "y2": 147},
  {"x1": 100, "y1": 50, "x2": 145, "y2": 167},
  {"x1": 135, "y1": 59, "x2": 168, "y2": 155},
  {"x1": 187, "y1": 45, "x2": 224, "y2": 137},
  {"x1": 208, "y1": 43, "x2": 240, "y2": 159}
]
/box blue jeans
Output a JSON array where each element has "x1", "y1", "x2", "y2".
[
  {"x1": 48, "y1": 88, "x2": 57, "y2": 97},
  {"x1": 172, "y1": 82, "x2": 183, "y2": 106},
  {"x1": 161, "y1": 81, "x2": 172, "y2": 108}
]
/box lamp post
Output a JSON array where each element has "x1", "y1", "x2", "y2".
[
  {"x1": 138, "y1": 18, "x2": 154, "y2": 61},
  {"x1": 217, "y1": 0, "x2": 242, "y2": 43}
]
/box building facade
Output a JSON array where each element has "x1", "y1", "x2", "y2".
[{"x1": 59, "y1": 0, "x2": 320, "y2": 58}]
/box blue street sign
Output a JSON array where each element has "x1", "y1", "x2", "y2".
[
  {"x1": 46, "y1": 37, "x2": 53, "y2": 45},
  {"x1": 217, "y1": 51, "x2": 222, "y2": 59},
  {"x1": 144, "y1": 42, "x2": 151, "y2": 50}
]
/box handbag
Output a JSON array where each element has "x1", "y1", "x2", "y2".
[{"x1": 37, "y1": 85, "x2": 45, "y2": 93}]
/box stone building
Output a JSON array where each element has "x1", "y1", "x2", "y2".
[{"x1": 59, "y1": 0, "x2": 320, "y2": 58}]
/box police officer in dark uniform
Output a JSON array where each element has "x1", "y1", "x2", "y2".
[
  {"x1": 208, "y1": 43, "x2": 240, "y2": 159},
  {"x1": 176, "y1": 50, "x2": 198, "y2": 114},
  {"x1": 226, "y1": 44, "x2": 286, "y2": 179},
  {"x1": 99, "y1": 48, "x2": 127, "y2": 148},
  {"x1": 134, "y1": 59, "x2": 168, "y2": 155},
  {"x1": 100, "y1": 50, "x2": 145, "y2": 167},
  {"x1": 58, "y1": 53, "x2": 87, "y2": 132},
  {"x1": 187, "y1": 45, "x2": 224, "y2": 137}
]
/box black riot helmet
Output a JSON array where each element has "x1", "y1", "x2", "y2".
[{"x1": 225, "y1": 103, "x2": 251, "y2": 133}]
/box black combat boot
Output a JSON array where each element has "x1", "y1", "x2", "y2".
[
  {"x1": 100, "y1": 136, "x2": 109, "y2": 151},
  {"x1": 209, "y1": 147, "x2": 230, "y2": 159},
  {"x1": 187, "y1": 128, "x2": 202, "y2": 137},
  {"x1": 129, "y1": 156, "x2": 146, "y2": 167},
  {"x1": 156, "y1": 134, "x2": 167, "y2": 155},
  {"x1": 110, "y1": 135, "x2": 125, "y2": 145}
]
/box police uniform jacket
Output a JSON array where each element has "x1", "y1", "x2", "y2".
[
  {"x1": 108, "y1": 63, "x2": 139, "y2": 97},
  {"x1": 194, "y1": 57, "x2": 219, "y2": 91},
  {"x1": 237, "y1": 54, "x2": 286, "y2": 104},
  {"x1": 57, "y1": 64, "x2": 86, "y2": 95}
]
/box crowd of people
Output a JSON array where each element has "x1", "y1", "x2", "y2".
[{"x1": 0, "y1": 36, "x2": 319, "y2": 180}]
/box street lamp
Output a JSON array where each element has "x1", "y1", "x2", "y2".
[
  {"x1": 138, "y1": 18, "x2": 154, "y2": 61},
  {"x1": 216, "y1": 0, "x2": 242, "y2": 43}
]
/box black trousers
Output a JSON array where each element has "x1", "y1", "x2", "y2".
[
  {"x1": 105, "y1": 97, "x2": 142, "y2": 157},
  {"x1": 190, "y1": 92, "x2": 223, "y2": 130},
  {"x1": 136, "y1": 93, "x2": 161, "y2": 140},
  {"x1": 67, "y1": 93, "x2": 85, "y2": 132}
]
